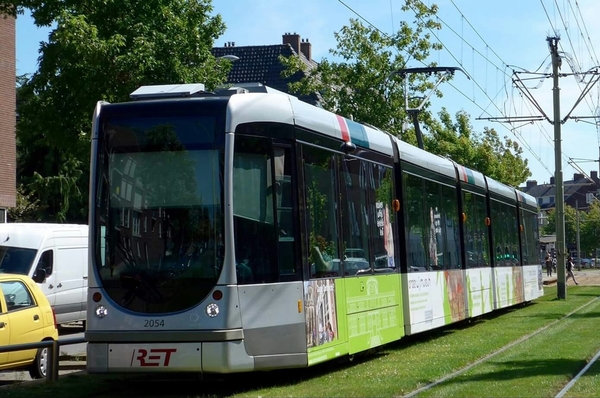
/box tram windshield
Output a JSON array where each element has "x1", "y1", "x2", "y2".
[{"x1": 93, "y1": 100, "x2": 226, "y2": 314}]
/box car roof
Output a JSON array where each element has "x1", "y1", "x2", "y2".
[{"x1": 0, "y1": 273, "x2": 36, "y2": 284}]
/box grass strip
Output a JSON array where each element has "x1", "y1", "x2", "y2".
[{"x1": 415, "y1": 292, "x2": 600, "y2": 397}]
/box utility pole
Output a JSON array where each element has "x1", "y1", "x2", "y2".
[
  {"x1": 549, "y1": 36, "x2": 567, "y2": 299},
  {"x1": 477, "y1": 37, "x2": 600, "y2": 300}
]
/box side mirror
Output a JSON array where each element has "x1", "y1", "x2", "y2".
[{"x1": 32, "y1": 269, "x2": 46, "y2": 283}]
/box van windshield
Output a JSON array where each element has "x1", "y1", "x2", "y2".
[{"x1": 0, "y1": 246, "x2": 37, "y2": 275}]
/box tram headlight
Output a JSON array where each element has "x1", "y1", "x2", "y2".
[
  {"x1": 95, "y1": 305, "x2": 108, "y2": 318},
  {"x1": 205, "y1": 303, "x2": 219, "y2": 318}
]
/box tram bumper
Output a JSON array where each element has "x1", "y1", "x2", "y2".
[{"x1": 87, "y1": 340, "x2": 254, "y2": 374}]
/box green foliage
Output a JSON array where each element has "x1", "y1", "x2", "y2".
[
  {"x1": 281, "y1": 0, "x2": 443, "y2": 143},
  {"x1": 425, "y1": 109, "x2": 531, "y2": 186},
  {"x1": 7, "y1": 0, "x2": 228, "y2": 222},
  {"x1": 281, "y1": 1, "x2": 531, "y2": 187},
  {"x1": 541, "y1": 205, "x2": 579, "y2": 248},
  {"x1": 580, "y1": 200, "x2": 600, "y2": 255},
  {"x1": 7, "y1": 185, "x2": 42, "y2": 222}
]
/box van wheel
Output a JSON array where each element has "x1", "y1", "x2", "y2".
[
  {"x1": 82, "y1": 320, "x2": 86, "y2": 331},
  {"x1": 28, "y1": 347, "x2": 49, "y2": 379}
]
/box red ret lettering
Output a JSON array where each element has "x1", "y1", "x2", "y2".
[{"x1": 131, "y1": 348, "x2": 177, "y2": 367}]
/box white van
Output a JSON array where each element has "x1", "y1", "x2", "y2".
[{"x1": 0, "y1": 223, "x2": 88, "y2": 326}]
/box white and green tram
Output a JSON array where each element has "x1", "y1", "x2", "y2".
[{"x1": 85, "y1": 83, "x2": 542, "y2": 374}]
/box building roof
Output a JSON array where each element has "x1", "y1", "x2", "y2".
[
  {"x1": 520, "y1": 171, "x2": 599, "y2": 210},
  {"x1": 212, "y1": 35, "x2": 321, "y2": 106}
]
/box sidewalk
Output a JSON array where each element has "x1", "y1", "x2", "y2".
[{"x1": 543, "y1": 268, "x2": 600, "y2": 286}]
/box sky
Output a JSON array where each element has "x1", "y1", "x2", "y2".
[{"x1": 14, "y1": 0, "x2": 600, "y2": 187}]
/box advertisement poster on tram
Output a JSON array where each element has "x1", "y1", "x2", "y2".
[{"x1": 304, "y1": 279, "x2": 338, "y2": 348}]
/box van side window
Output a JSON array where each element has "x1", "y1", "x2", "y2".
[
  {"x1": 0, "y1": 281, "x2": 34, "y2": 311},
  {"x1": 36, "y1": 250, "x2": 54, "y2": 277}
]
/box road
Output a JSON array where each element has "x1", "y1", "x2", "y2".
[
  {"x1": 0, "y1": 323, "x2": 86, "y2": 385},
  {"x1": 58, "y1": 322, "x2": 86, "y2": 357}
]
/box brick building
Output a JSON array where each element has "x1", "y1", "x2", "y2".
[{"x1": 0, "y1": 15, "x2": 17, "y2": 222}]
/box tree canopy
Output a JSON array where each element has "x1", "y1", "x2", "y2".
[
  {"x1": 579, "y1": 200, "x2": 600, "y2": 256},
  {"x1": 281, "y1": 1, "x2": 531, "y2": 187},
  {"x1": 5, "y1": 0, "x2": 229, "y2": 222},
  {"x1": 541, "y1": 205, "x2": 579, "y2": 251}
]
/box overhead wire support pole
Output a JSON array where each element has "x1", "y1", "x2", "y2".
[
  {"x1": 512, "y1": 73, "x2": 553, "y2": 122},
  {"x1": 548, "y1": 36, "x2": 567, "y2": 300},
  {"x1": 479, "y1": 37, "x2": 600, "y2": 301},
  {"x1": 388, "y1": 66, "x2": 469, "y2": 149},
  {"x1": 561, "y1": 71, "x2": 600, "y2": 124}
]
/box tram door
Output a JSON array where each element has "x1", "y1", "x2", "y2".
[{"x1": 233, "y1": 134, "x2": 306, "y2": 368}]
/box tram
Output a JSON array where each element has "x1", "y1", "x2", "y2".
[{"x1": 85, "y1": 83, "x2": 542, "y2": 373}]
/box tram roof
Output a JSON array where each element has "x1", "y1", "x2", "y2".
[{"x1": 227, "y1": 91, "x2": 394, "y2": 156}]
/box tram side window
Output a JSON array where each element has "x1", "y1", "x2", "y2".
[
  {"x1": 441, "y1": 185, "x2": 460, "y2": 269},
  {"x1": 424, "y1": 179, "x2": 445, "y2": 270},
  {"x1": 339, "y1": 156, "x2": 371, "y2": 276},
  {"x1": 463, "y1": 192, "x2": 490, "y2": 268},
  {"x1": 233, "y1": 136, "x2": 278, "y2": 283},
  {"x1": 475, "y1": 193, "x2": 490, "y2": 267},
  {"x1": 463, "y1": 191, "x2": 490, "y2": 268},
  {"x1": 506, "y1": 203, "x2": 520, "y2": 265},
  {"x1": 274, "y1": 146, "x2": 298, "y2": 278},
  {"x1": 520, "y1": 209, "x2": 539, "y2": 265},
  {"x1": 371, "y1": 164, "x2": 397, "y2": 272},
  {"x1": 303, "y1": 145, "x2": 340, "y2": 278},
  {"x1": 404, "y1": 172, "x2": 427, "y2": 271},
  {"x1": 491, "y1": 200, "x2": 519, "y2": 267}
]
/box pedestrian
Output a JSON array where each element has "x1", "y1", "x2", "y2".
[
  {"x1": 545, "y1": 252, "x2": 553, "y2": 277},
  {"x1": 566, "y1": 255, "x2": 579, "y2": 285}
]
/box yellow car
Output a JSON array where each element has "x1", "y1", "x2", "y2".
[{"x1": 0, "y1": 273, "x2": 59, "y2": 379}]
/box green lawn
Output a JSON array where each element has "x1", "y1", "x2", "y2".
[{"x1": 3, "y1": 286, "x2": 599, "y2": 398}]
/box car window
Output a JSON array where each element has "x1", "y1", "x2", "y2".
[
  {"x1": 36, "y1": 250, "x2": 54, "y2": 277},
  {"x1": 0, "y1": 281, "x2": 35, "y2": 312}
]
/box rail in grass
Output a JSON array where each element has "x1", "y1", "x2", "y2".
[{"x1": 85, "y1": 83, "x2": 543, "y2": 374}]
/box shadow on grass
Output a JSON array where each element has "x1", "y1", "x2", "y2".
[
  {"x1": 81, "y1": 352, "x2": 390, "y2": 398},
  {"x1": 424, "y1": 358, "x2": 596, "y2": 388}
]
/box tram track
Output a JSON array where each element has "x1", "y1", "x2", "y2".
[
  {"x1": 400, "y1": 295, "x2": 600, "y2": 398},
  {"x1": 555, "y1": 347, "x2": 600, "y2": 398}
]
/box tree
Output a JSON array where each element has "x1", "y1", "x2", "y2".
[
  {"x1": 281, "y1": 1, "x2": 531, "y2": 186},
  {"x1": 541, "y1": 205, "x2": 579, "y2": 248},
  {"x1": 426, "y1": 109, "x2": 531, "y2": 186},
  {"x1": 581, "y1": 200, "x2": 600, "y2": 256},
  {"x1": 281, "y1": 0, "x2": 443, "y2": 145},
  {"x1": 4, "y1": 0, "x2": 229, "y2": 222},
  {"x1": 7, "y1": 185, "x2": 42, "y2": 222}
]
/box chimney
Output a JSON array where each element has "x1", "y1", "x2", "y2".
[
  {"x1": 550, "y1": 176, "x2": 555, "y2": 185},
  {"x1": 301, "y1": 38, "x2": 312, "y2": 62},
  {"x1": 282, "y1": 32, "x2": 301, "y2": 55},
  {"x1": 526, "y1": 180, "x2": 537, "y2": 189},
  {"x1": 591, "y1": 171, "x2": 598, "y2": 183},
  {"x1": 574, "y1": 173, "x2": 584, "y2": 181}
]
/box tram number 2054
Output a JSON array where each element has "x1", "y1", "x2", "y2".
[{"x1": 144, "y1": 319, "x2": 165, "y2": 328}]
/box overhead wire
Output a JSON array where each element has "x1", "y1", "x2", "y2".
[
  {"x1": 569, "y1": 0, "x2": 600, "y2": 147},
  {"x1": 408, "y1": 0, "x2": 554, "y2": 175},
  {"x1": 337, "y1": 0, "x2": 555, "y2": 176},
  {"x1": 541, "y1": 0, "x2": 599, "y2": 175},
  {"x1": 551, "y1": 0, "x2": 596, "y2": 116}
]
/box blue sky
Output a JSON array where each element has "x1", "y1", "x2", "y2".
[{"x1": 15, "y1": 0, "x2": 600, "y2": 186}]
